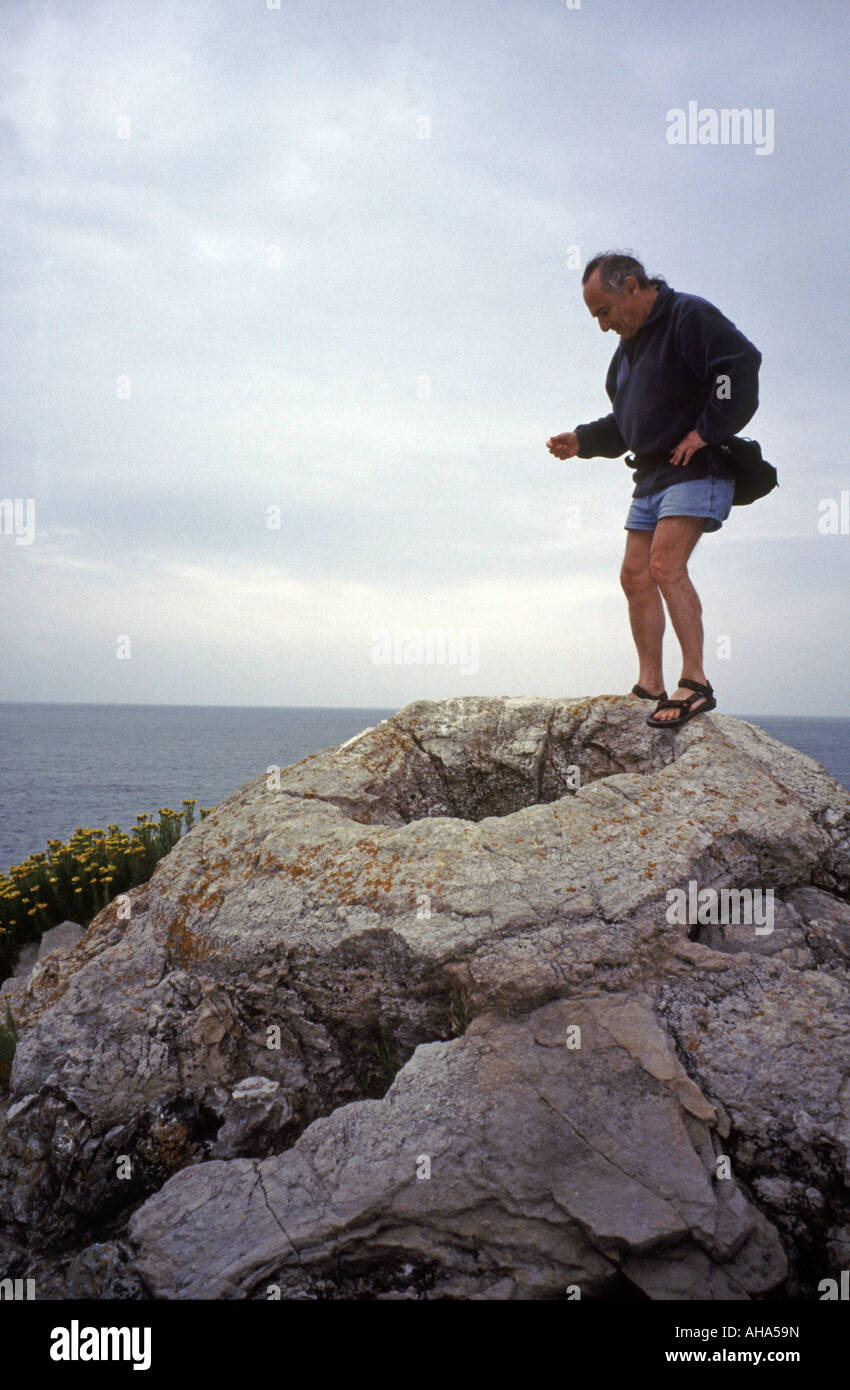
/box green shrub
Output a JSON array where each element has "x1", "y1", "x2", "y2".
[
  {"x1": 0, "y1": 801, "x2": 213, "y2": 982},
  {"x1": 449, "y1": 986, "x2": 470, "y2": 1036},
  {"x1": 0, "y1": 999, "x2": 17, "y2": 1093},
  {"x1": 375, "y1": 1020, "x2": 400, "y2": 1085}
]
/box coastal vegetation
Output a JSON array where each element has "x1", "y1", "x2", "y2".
[
  {"x1": 0, "y1": 999, "x2": 16, "y2": 1091},
  {"x1": 0, "y1": 801, "x2": 211, "y2": 984}
]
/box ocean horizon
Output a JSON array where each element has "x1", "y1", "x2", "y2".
[{"x1": 1, "y1": 700, "x2": 848, "y2": 877}]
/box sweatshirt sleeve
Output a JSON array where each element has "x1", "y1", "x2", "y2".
[
  {"x1": 675, "y1": 302, "x2": 762, "y2": 444},
  {"x1": 575, "y1": 414, "x2": 627, "y2": 458},
  {"x1": 575, "y1": 348, "x2": 627, "y2": 457}
]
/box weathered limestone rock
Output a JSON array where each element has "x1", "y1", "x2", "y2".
[
  {"x1": 12, "y1": 944, "x2": 39, "y2": 979},
  {"x1": 1, "y1": 920, "x2": 83, "y2": 1003},
  {"x1": 787, "y1": 886, "x2": 850, "y2": 970},
  {"x1": 658, "y1": 952, "x2": 850, "y2": 1292},
  {"x1": 36, "y1": 920, "x2": 84, "y2": 962},
  {"x1": 208, "y1": 1075, "x2": 293, "y2": 1160},
  {"x1": 127, "y1": 996, "x2": 786, "y2": 1300},
  {"x1": 0, "y1": 695, "x2": 847, "y2": 1297}
]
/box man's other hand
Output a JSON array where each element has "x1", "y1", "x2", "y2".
[
  {"x1": 670, "y1": 429, "x2": 707, "y2": 466},
  {"x1": 547, "y1": 431, "x2": 580, "y2": 459}
]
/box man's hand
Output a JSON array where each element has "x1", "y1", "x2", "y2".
[
  {"x1": 670, "y1": 429, "x2": 707, "y2": 466},
  {"x1": 547, "y1": 431, "x2": 580, "y2": 460}
]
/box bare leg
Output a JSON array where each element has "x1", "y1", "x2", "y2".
[
  {"x1": 647, "y1": 516, "x2": 709, "y2": 720},
  {"x1": 620, "y1": 529, "x2": 665, "y2": 695}
]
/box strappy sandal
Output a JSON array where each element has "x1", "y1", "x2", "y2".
[
  {"x1": 645, "y1": 678, "x2": 716, "y2": 730},
  {"x1": 632, "y1": 684, "x2": 667, "y2": 700}
]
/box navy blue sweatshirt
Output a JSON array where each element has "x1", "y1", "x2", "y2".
[{"x1": 574, "y1": 285, "x2": 762, "y2": 498}]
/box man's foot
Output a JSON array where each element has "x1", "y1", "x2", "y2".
[
  {"x1": 646, "y1": 678, "x2": 716, "y2": 729},
  {"x1": 631, "y1": 683, "x2": 667, "y2": 701}
]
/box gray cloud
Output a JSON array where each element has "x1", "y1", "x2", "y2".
[{"x1": 0, "y1": 0, "x2": 846, "y2": 713}]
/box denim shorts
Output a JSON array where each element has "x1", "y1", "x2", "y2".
[{"x1": 624, "y1": 475, "x2": 735, "y2": 533}]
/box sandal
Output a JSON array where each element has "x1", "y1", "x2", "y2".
[
  {"x1": 632, "y1": 684, "x2": 667, "y2": 701},
  {"x1": 645, "y1": 678, "x2": 716, "y2": 730}
]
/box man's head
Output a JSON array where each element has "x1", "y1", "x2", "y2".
[{"x1": 581, "y1": 251, "x2": 666, "y2": 339}]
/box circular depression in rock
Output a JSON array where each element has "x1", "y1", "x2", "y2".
[{"x1": 333, "y1": 700, "x2": 681, "y2": 826}]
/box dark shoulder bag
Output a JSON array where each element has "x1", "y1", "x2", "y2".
[{"x1": 715, "y1": 437, "x2": 779, "y2": 507}]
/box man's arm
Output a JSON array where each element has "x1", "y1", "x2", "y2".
[
  {"x1": 547, "y1": 414, "x2": 626, "y2": 460},
  {"x1": 575, "y1": 414, "x2": 627, "y2": 458},
  {"x1": 676, "y1": 302, "x2": 762, "y2": 444}
]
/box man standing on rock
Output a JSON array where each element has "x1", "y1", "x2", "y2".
[{"x1": 547, "y1": 251, "x2": 762, "y2": 729}]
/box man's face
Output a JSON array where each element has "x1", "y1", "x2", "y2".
[{"x1": 582, "y1": 271, "x2": 644, "y2": 339}]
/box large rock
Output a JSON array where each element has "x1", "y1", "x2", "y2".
[
  {"x1": 36, "y1": 920, "x2": 84, "y2": 963},
  {"x1": 126, "y1": 995, "x2": 786, "y2": 1301},
  {"x1": 1, "y1": 695, "x2": 848, "y2": 1297},
  {"x1": 0, "y1": 920, "x2": 83, "y2": 1007}
]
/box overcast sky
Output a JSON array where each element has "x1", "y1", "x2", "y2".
[{"x1": 1, "y1": 0, "x2": 847, "y2": 716}]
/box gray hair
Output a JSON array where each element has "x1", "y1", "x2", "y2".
[{"x1": 581, "y1": 250, "x2": 667, "y2": 292}]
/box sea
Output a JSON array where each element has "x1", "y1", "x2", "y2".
[{"x1": 0, "y1": 702, "x2": 848, "y2": 877}]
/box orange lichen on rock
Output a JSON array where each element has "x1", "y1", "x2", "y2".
[
  {"x1": 165, "y1": 881, "x2": 225, "y2": 966},
  {"x1": 279, "y1": 838, "x2": 407, "y2": 909}
]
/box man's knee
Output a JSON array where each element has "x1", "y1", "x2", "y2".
[
  {"x1": 620, "y1": 560, "x2": 655, "y2": 597},
  {"x1": 649, "y1": 518, "x2": 705, "y2": 587},
  {"x1": 648, "y1": 548, "x2": 687, "y2": 588}
]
